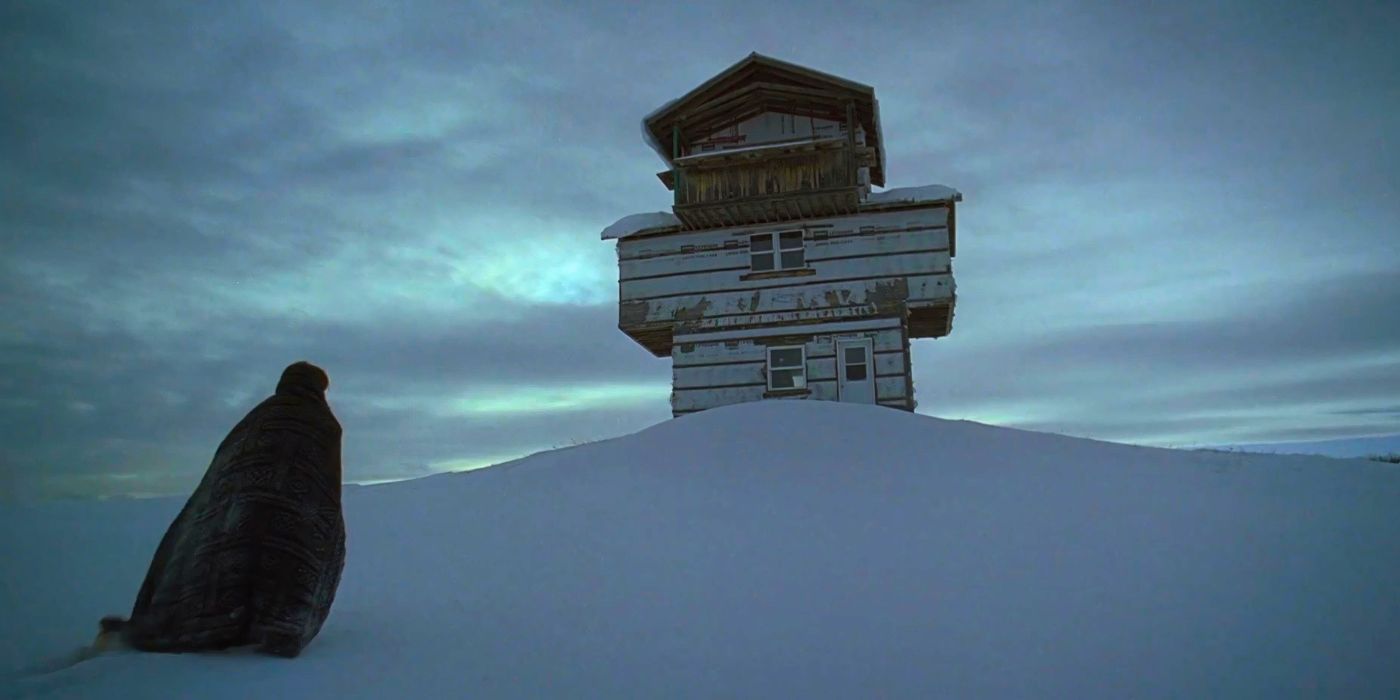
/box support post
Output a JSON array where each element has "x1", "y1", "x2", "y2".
[
  {"x1": 672, "y1": 124, "x2": 683, "y2": 208},
  {"x1": 845, "y1": 101, "x2": 857, "y2": 186}
]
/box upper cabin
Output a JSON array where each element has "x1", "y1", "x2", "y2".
[{"x1": 602, "y1": 53, "x2": 962, "y2": 416}]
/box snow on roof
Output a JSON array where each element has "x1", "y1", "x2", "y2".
[
  {"x1": 864, "y1": 184, "x2": 962, "y2": 206},
  {"x1": 601, "y1": 211, "x2": 681, "y2": 241},
  {"x1": 639, "y1": 98, "x2": 679, "y2": 165}
]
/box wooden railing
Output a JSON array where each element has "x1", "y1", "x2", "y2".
[{"x1": 674, "y1": 146, "x2": 856, "y2": 208}]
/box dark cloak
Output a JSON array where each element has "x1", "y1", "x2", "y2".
[{"x1": 102, "y1": 361, "x2": 346, "y2": 657}]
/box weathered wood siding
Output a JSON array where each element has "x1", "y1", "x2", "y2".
[
  {"x1": 670, "y1": 321, "x2": 913, "y2": 415},
  {"x1": 674, "y1": 147, "x2": 855, "y2": 207},
  {"x1": 690, "y1": 112, "x2": 846, "y2": 155},
  {"x1": 618, "y1": 205, "x2": 954, "y2": 341}
]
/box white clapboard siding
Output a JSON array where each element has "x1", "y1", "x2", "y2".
[
  {"x1": 631, "y1": 273, "x2": 952, "y2": 327},
  {"x1": 671, "y1": 385, "x2": 766, "y2": 412},
  {"x1": 616, "y1": 200, "x2": 951, "y2": 415},
  {"x1": 617, "y1": 217, "x2": 949, "y2": 278},
  {"x1": 672, "y1": 361, "x2": 766, "y2": 390},
  {"x1": 876, "y1": 376, "x2": 911, "y2": 403},
  {"x1": 620, "y1": 249, "x2": 750, "y2": 281},
  {"x1": 618, "y1": 231, "x2": 950, "y2": 286},
  {"x1": 617, "y1": 207, "x2": 946, "y2": 260},
  {"x1": 807, "y1": 381, "x2": 841, "y2": 402},
  {"x1": 673, "y1": 340, "x2": 767, "y2": 364},
  {"x1": 618, "y1": 207, "x2": 948, "y2": 268},
  {"x1": 684, "y1": 305, "x2": 881, "y2": 335},
  {"x1": 672, "y1": 381, "x2": 843, "y2": 413},
  {"x1": 621, "y1": 250, "x2": 951, "y2": 300},
  {"x1": 803, "y1": 356, "x2": 838, "y2": 382},
  {"x1": 673, "y1": 318, "x2": 902, "y2": 346},
  {"x1": 668, "y1": 326, "x2": 910, "y2": 414},
  {"x1": 802, "y1": 355, "x2": 906, "y2": 383},
  {"x1": 872, "y1": 353, "x2": 908, "y2": 377},
  {"x1": 671, "y1": 322, "x2": 904, "y2": 354},
  {"x1": 827, "y1": 327, "x2": 904, "y2": 353},
  {"x1": 671, "y1": 372, "x2": 892, "y2": 413},
  {"x1": 808, "y1": 229, "x2": 949, "y2": 260},
  {"x1": 670, "y1": 355, "x2": 900, "y2": 391},
  {"x1": 909, "y1": 274, "x2": 956, "y2": 304}
]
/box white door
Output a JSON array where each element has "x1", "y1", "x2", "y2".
[{"x1": 836, "y1": 338, "x2": 876, "y2": 404}]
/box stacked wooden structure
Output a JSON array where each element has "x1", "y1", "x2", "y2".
[{"x1": 603, "y1": 53, "x2": 961, "y2": 415}]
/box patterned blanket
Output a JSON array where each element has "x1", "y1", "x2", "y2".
[{"x1": 103, "y1": 362, "x2": 346, "y2": 657}]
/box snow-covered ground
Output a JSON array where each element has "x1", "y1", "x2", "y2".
[{"x1": 3, "y1": 401, "x2": 1397, "y2": 698}]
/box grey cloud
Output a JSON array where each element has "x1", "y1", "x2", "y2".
[
  {"x1": 1331, "y1": 407, "x2": 1400, "y2": 417},
  {"x1": 0, "y1": 295, "x2": 671, "y2": 500},
  {"x1": 918, "y1": 270, "x2": 1400, "y2": 444},
  {"x1": 3, "y1": 0, "x2": 1397, "y2": 499}
]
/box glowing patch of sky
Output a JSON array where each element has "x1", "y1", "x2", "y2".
[
  {"x1": 351, "y1": 446, "x2": 579, "y2": 487},
  {"x1": 428, "y1": 453, "x2": 543, "y2": 474},
  {"x1": 348, "y1": 381, "x2": 667, "y2": 418},
  {"x1": 447, "y1": 383, "x2": 667, "y2": 416},
  {"x1": 92, "y1": 210, "x2": 617, "y2": 334},
  {"x1": 446, "y1": 215, "x2": 618, "y2": 306}
]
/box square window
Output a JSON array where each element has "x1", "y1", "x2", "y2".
[
  {"x1": 770, "y1": 347, "x2": 803, "y2": 368},
  {"x1": 767, "y1": 345, "x2": 807, "y2": 391},
  {"x1": 750, "y1": 233, "x2": 777, "y2": 272},
  {"x1": 844, "y1": 347, "x2": 866, "y2": 364},
  {"x1": 749, "y1": 231, "x2": 807, "y2": 272},
  {"x1": 770, "y1": 368, "x2": 805, "y2": 389}
]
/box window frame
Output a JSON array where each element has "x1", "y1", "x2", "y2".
[
  {"x1": 749, "y1": 230, "x2": 806, "y2": 272},
  {"x1": 766, "y1": 344, "x2": 807, "y2": 391},
  {"x1": 842, "y1": 344, "x2": 869, "y2": 382}
]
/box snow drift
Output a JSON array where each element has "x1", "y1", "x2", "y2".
[{"x1": 3, "y1": 401, "x2": 1397, "y2": 698}]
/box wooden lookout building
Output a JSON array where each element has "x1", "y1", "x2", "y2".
[{"x1": 602, "y1": 53, "x2": 961, "y2": 416}]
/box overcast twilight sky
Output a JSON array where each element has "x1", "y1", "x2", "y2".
[{"x1": 2, "y1": 0, "x2": 1397, "y2": 499}]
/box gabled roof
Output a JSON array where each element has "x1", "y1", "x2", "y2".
[{"x1": 642, "y1": 53, "x2": 886, "y2": 187}]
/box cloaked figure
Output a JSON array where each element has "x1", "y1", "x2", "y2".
[{"x1": 99, "y1": 361, "x2": 346, "y2": 657}]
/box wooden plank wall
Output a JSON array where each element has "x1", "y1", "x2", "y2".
[
  {"x1": 690, "y1": 112, "x2": 844, "y2": 153},
  {"x1": 670, "y1": 324, "x2": 913, "y2": 415},
  {"x1": 618, "y1": 206, "x2": 953, "y2": 332}
]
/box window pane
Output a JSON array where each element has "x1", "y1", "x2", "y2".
[
  {"x1": 844, "y1": 347, "x2": 866, "y2": 364},
  {"x1": 772, "y1": 369, "x2": 806, "y2": 389},
  {"x1": 770, "y1": 369, "x2": 796, "y2": 389},
  {"x1": 779, "y1": 231, "x2": 803, "y2": 249},
  {"x1": 780, "y1": 250, "x2": 805, "y2": 269},
  {"x1": 751, "y1": 253, "x2": 774, "y2": 271},
  {"x1": 846, "y1": 364, "x2": 867, "y2": 381},
  {"x1": 750, "y1": 234, "x2": 773, "y2": 252},
  {"x1": 770, "y1": 347, "x2": 803, "y2": 368}
]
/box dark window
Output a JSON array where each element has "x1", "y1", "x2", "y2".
[
  {"x1": 749, "y1": 233, "x2": 774, "y2": 271},
  {"x1": 750, "y1": 231, "x2": 805, "y2": 272},
  {"x1": 843, "y1": 345, "x2": 869, "y2": 382},
  {"x1": 767, "y1": 346, "x2": 807, "y2": 390},
  {"x1": 779, "y1": 231, "x2": 804, "y2": 268}
]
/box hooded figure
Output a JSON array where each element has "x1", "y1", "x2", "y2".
[{"x1": 100, "y1": 361, "x2": 346, "y2": 657}]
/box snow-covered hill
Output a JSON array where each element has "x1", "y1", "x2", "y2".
[{"x1": 3, "y1": 401, "x2": 1398, "y2": 698}]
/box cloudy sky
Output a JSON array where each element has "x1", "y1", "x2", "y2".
[{"x1": 3, "y1": 0, "x2": 1397, "y2": 500}]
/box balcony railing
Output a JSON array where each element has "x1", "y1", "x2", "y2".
[{"x1": 670, "y1": 143, "x2": 861, "y2": 228}]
